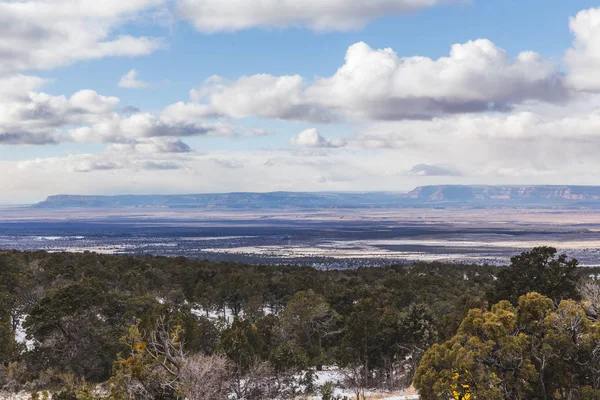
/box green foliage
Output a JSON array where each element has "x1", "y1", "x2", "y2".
[
  {"x1": 319, "y1": 381, "x2": 336, "y2": 400},
  {"x1": 23, "y1": 278, "x2": 125, "y2": 381},
  {"x1": 339, "y1": 297, "x2": 409, "y2": 387},
  {"x1": 280, "y1": 290, "x2": 341, "y2": 367},
  {"x1": 415, "y1": 292, "x2": 600, "y2": 400},
  {"x1": 438, "y1": 293, "x2": 487, "y2": 341},
  {"x1": 397, "y1": 303, "x2": 439, "y2": 352},
  {"x1": 269, "y1": 342, "x2": 308, "y2": 375},
  {"x1": 299, "y1": 369, "x2": 318, "y2": 395},
  {"x1": 490, "y1": 246, "x2": 581, "y2": 305},
  {"x1": 318, "y1": 382, "x2": 349, "y2": 400},
  {"x1": 218, "y1": 318, "x2": 264, "y2": 374},
  {"x1": 0, "y1": 248, "x2": 589, "y2": 396},
  {"x1": 52, "y1": 389, "x2": 77, "y2": 400},
  {"x1": 0, "y1": 304, "x2": 16, "y2": 364}
]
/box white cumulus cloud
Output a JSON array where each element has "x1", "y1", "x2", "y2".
[
  {"x1": 0, "y1": 80, "x2": 235, "y2": 145},
  {"x1": 308, "y1": 40, "x2": 567, "y2": 119},
  {"x1": 187, "y1": 40, "x2": 567, "y2": 121},
  {"x1": 193, "y1": 74, "x2": 334, "y2": 122},
  {"x1": 565, "y1": 7, "x2": 600, "y2": 92},
  {"x1": 0, "y1": 0, "x2": 165, "y2": 76}
]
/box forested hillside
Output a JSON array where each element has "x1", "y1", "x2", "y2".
[{"x1": 0, "y1": 248, "x2": 595, "y2": 399}]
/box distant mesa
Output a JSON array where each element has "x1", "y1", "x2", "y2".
[
  {"x1": 400, "y1": 185, "x2": 600, "y2": 204},
  {"x1": 33, "y1": 186, "x2": 600, "y2": 209},
  {"x1": 34, "y1": 192, "x2": 403, "y2": 210}
]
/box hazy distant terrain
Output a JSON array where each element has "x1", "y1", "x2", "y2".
[
  {"x1": 3, "y1": 185, "x2": 600, "y2": 267},
  {"x1": 4, "y1": 199, "x2": 600, "y2": 267},
  {"x1": 34, "y1": 185, "x2": 600, "y2": 209}
]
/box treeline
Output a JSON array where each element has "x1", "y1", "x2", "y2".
[{"x1": 0, "y1": 247, "x2": 595, "y2": 399}]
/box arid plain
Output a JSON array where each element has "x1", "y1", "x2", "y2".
[{"x1": 1, "y1": 206, "x2": 600, "y2": 267}]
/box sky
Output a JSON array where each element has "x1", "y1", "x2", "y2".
[{"x1": 2, "y1": 0, "x2": 600, "y2": 203}]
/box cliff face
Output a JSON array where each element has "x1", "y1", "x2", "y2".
[{"x1": 400, "y1": 185, "x2": 600, "y2": 203}]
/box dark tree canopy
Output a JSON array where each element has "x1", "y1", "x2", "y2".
[
  {"x1": 0, "y1": 248, "x2": 592, "y2": 398},
  {"x1": 489, "y1": 246, "x2": 581, "y2": 305}
]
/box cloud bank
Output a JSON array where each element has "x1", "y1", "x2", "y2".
[
  {"x1": 177, "y1": 0, "x2": 451, "y2": 32},
  {"x1": 3, "y1": 3, "x2": 600, "y2": 202},
  {"x1": 184, "y1": 40, "x2": 568, "y2": 121},
  {"x1": 0, "y1": 0, "x2": 165, "y2": 76}
]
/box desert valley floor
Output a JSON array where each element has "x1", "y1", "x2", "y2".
[{"x1": 1, "y1": 207, "x2": 600, "y2": 267}]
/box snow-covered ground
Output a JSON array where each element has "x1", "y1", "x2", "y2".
[
  {"x1": 191, "y1": 305, "x2": 274, "y2": 324},
  {"x1": 14, "y1": 316, "x2": 34, "y2": 351},
  {"x1": 0, "y1": 390, "x2": 418, "y2": 400},
  {"x1": 0, "y1": 368, "x2": 420, "y2": 400},
  {"x1": 303, "y1": 367, "x2": 419, "y2": 400},
  {"x1": 0, "y1": 391, "x2": 52, "y2": 399},
  {"x1": 184, "y1": 309, "x2": 420, "y2": 399}
]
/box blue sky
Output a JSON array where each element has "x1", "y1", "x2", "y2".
[
  {"x1": 44, "y1": 0, "x2": 595, "y2": 106},
  {"x1": 2, "y1": 0, "x2": 600, "y2": 202}
]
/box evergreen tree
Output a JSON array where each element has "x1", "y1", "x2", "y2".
[{"x1": 489, "y1": 246, "x2": 581, "y2": 305}]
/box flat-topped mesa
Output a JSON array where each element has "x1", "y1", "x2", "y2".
[
  {"x1": 34, "y1": 186, "x2": 600, "y2": 209},
  {"x1": 400, "y1": 185, "x2": 600, "y2": 203},
  {"x1": 34, "y1": 192, "x2": 404, "y2": 209}
]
